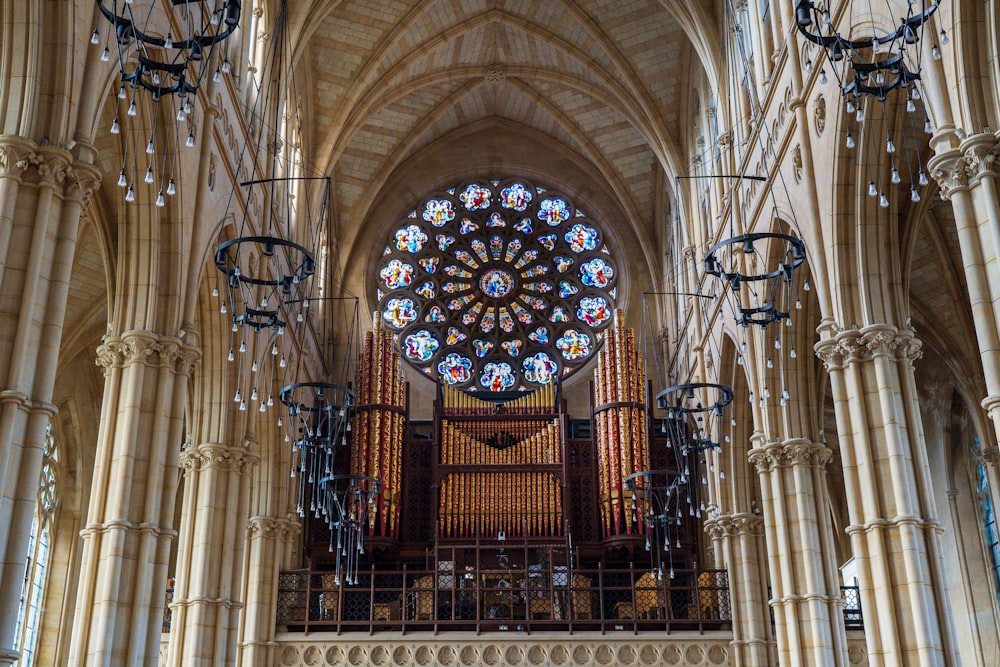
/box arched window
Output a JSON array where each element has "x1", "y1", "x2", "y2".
[
  {"x1": 14, "y1": 423, "x2": 58, "y2": 667},
  {"x1": 973, "y1": 438, "x2": 1000, "y2": 601},
  {"x1": 374, "y1": 179, "x2": 619, "y2": 392}
]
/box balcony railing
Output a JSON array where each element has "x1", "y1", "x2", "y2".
[
  {"x1": 276, "y1": 565, "x2": 732, "y2": 634},
  {"x1": 842, "y1": 585, "x2": 863, "y2": 630}
]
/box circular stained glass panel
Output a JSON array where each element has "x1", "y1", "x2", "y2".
[{"x1": 375, "y1": 178, "x2": 619, "y2": 391}]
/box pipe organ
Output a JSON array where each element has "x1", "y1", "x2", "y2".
[
  {"x1": 436, "y1": 384, "x2": 565, "y2": 539},
  {"x1": 593, "y1": 311, "x2": 648, "y2": 538},
  {"x1": 351, "y1": 315, "x2": 406, "y2": 538}
]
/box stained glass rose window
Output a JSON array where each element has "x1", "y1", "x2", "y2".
[{"x1": 375, "y1": 178, "x2": 619, "y2": 391}]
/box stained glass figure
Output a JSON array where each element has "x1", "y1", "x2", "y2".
[
  {"x1": 556, "y1": 329, "x2": 591, "y2": 360},
  {"x1": 423, "y1": 199, "x2": 456, "y2": 226},
  {"x1": 576, "y1": 296, "x2": 611, "y2": 327},
  {"x1": 480, "y1": 269, "x2": 514, "y2": 299},
  {"x1": 383, "y1": 298, "x2": 418, "y2": 328},
  {"x1": 559, "y1": 280, "x2": 579, "y2": 298},
  {"x1": 396, "y1": 225, "x2": 428, "y2": 253},
  {"x1": 538, "y1": 197, "x2": 571, "y2": 225},
  {"x1": 415, "y1": 281, "x2": 435, "y2": 299},
  {"x1": 437, "y1": 234, "x2": 455, "y2": 251},
  {"x1": 500, "y1": 182, "x2": 533, "y2": 211},
  {"x1": 380, "y1": 259, "x2": 414, "y2": 290},
  {"x1": 523, "y1": 352, "x2": 558, "y2": 384},
  {"x1": 473, "y1": 339, "x2": 494, "y2": 358},
  {"x1": 580, "y1": 257, "x2": 614, "y2": 288},
  {"x1": 501, "y1": 339, "x2": 523, "y2": 357},
  {"x1": 564, "y1": 224, "x2": 599, "y2": 252},
  {"x1": 403, "y1": 330, "x2": 441, "y2": 362},
  {"x1": 438, "y1": 353, "x2": 473, "y2": 385},
  {"x1": 480, "y1": 361, "x2": 517, "y2": 392},
  {"x1": 375, "y1": 179, "x2": 618, "y2": 391},
  {"x1": 459, "y1": 183, "x2": 491, "y2": 211}
]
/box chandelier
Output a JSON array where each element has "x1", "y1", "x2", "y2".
[
  {"x1": 281, "y1": 382, "x2": 377, "y2": 586},
  {"x1": 625, "y1": 470, "x2": 687, "y2": 581},
  {"x1": 92, "y1": 0, "x2": 241, "y2": 203},
  {"x1": 795, "y1": 0, "x2": 944, "y2": 203}
]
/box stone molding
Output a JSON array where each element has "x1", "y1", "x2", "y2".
[
  {"x1": 845, "y1": 514, "x2": 944, "y2": 536},
  {"x1": 246, "y1": 515, "x2": 301, "y2": 541},
  {"x1": 815, "y1": 325, "x2": 922, "y2": 370},
  {"x1": 0, "y1": 136, "x2": 101, "y2": 204},
  {"x1": 179, "y1": 442, "x2": 259, "y2": 475},
  {"x1": 748, "y1": 439, "x2": 832, "y2": 473},
  {"x1": 270, "y1": 634, "x2": 735, "y2": 667},
  {"x1": 929, "y1": 132, "x2": 1000, "y2": 198},
  {"x1": 705, "y1": 512, "x2": 764, "y2": 540},
  {"x1": 96, "y1": 331, "x2": 200, "y2": 376},
  {"x1": 79, "y1": 519, "x2": 178, "y2": 540}
]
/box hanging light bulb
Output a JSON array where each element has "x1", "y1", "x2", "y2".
[
  {"x1": 856, "y1": 107, "x2": 864, "y2": 123},
  {"x1": 90, "y1": 29, "x2": 100, "y2": 45},
  {"x1": 868, "y1": 181, "x2": 878, "y2": 197},
  {"x1": 110, "y1": 117, "x2": 120, "y2": 134},
  {"x1": 220, "y1": 302, "x2": 227, "y2": 314},
  {"x1": 918, "y1": 170, "x2": 929, "y2": 186},
  {"x1": 790, "y1": 348, "x2": 797, "y2": 359},
  {"x1": 845, "y1": 133, "x2": 855, "y2": 149},
  {"x1": 804, "y1": 58, "x2": 813, "y2": 73},
  {"x1": 910, "y1": 186, "x2": 921, "y2": 202},
  {"x1": 128, "y1": 100, "x2": 138, "y2": 116},
  {"x1": 213, "y1": 68, "x2": 222, "y2": 83},
  {"x1": 279, "y1": 356, "x2": 287, "y2": 368},
  {"x1": 886, "y1": 138, "x2": 896, "y2": 154},
  {"x1": 250, "y1": 387, "x2": 258, "y2": 401},
  {"x1": 176, "y1": 107, "x2": 186, "y2": 122},
  {"x1": 819, "y1": 69, "x2": 828, "y2": 84},
  {"x1": 101, "y1": 47, "x2": 110, "y2": 62},
  {"x1": 891, "y1": 168, "x2": 901, "y2": 184},
  {"x1": 251, "y1": 359, "x2": 258, "y2": 373},
  {"x1": 932, "y1": 44, "x2": 942, "y2": 60},
  {"x1": 234, "y1": 390, "x2": 242, "y2": 403},
  {"x1": 222, "y1": 60, "x2": 231, "y2": 73},
  {"x1": 186, "y1": 130, "x2": 196, "y2": 147},
  {"x1": 144, "y1": 166, "x2": 154, "y2": 184},
  {"x1": 227, "y1": 348, "x2": 234, "y2": 362},
  {"x1": 117, "y1": 170, "x2": 127, "y2": 188},
  {"x1": 879, "y1": 192, "x2": 889, "y2": 208},
  {"x1": 846, "y1": 100, "x2": 856, "y2": 114},
  {"x1": 795, "y1": 299, "x2": 802, "y2": 310},
  {"x1": 239, "y1": 341, "x2": 246, "y2": 353},
  {"x1": 239, "y1": 400, "x2": 247, "y2": 411},
  {"x1": 124, "y1": 185, "x2": 135, "y2": 202},
  {"x1": 906, "y1": 97, "x2": 916, "y2": 113},
  {"x1": 166, "y1": 179, "x2": 177, "y2": 196},
  {"x1": 155, "y1": 190, "x2": 165, "y2": 207}
]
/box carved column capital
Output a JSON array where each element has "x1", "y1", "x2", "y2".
[
  {"x1": 928, "y1": 148, "x2": 971, "y2": 199},
  {"x1": 97, "y1": 331, "x2": 200, "y2": 376},
  {"x1": 749, "y1": 439, "x2": 832, "y2": 473},
  {"x1": 815, "y1": 325, "x2": 921, "y2": 369},
  {"x1": 705, "y1": 512, "x2": 764, "y2": 539},
  {"x1": 246, "y1": 515, "x2": 301, "y2": 541},
  {"x1": 179, "y1": 443, "x2": 259, "y2": 475}
]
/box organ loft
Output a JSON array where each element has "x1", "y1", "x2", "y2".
[{"x1": 1, "y1": 1, "x2": 999, "y2": 667}]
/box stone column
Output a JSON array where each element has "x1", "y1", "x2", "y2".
[
  {"x1": 167, "y1": 441, "x2": 257, "y2": 667},
  {"x1": 67, "y1": 332, "x2": 199, "y2": 667},
  {"x1": 705, "y1": 512, "x2": 775, "y2": 667},
  {"x1": 237, "y1": 516, "x2": 298, "y2": 666},
  {"x1": 749, "y1": 439, "x2": 848, "y2": 667},
  {"x1": 0, "y1": 138, "x2": 98, "y2": 666},
  {"x1": 816, "y1": 325, "x2": 958, "y2": 666},
  {"x1": 929, "y1": 134, "x2": 1000, "y2": 460}
]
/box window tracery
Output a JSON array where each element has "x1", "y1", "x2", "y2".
[{"x1": 375, "y1": 179, "x2": 619, "y2": 391}]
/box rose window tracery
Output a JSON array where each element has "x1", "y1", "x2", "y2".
[{"x1": 375, "y1": 179, "x2": 619, "y2": 391}]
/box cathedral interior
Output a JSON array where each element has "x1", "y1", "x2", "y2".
[{"x1": 1, "y1": 1, "x2": 1000, "y2": 666}]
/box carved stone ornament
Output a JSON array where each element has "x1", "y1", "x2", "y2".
[
  {"x1": 485, "y1": 62, "x2": 505, "y2": 85},
  {"x1": 705, "y1": 512, "x2": 764, "y2": 539},
  {"x1": 929, "y1": 133, "x2": 1000, "y2": 199},
  {"x1": 748, "y1": 440, "x2": 833, "y2": 473},
  {"x1": 246, "y1": 515, "x2": 300, "y2": 541},
  {"x1": 792, "y1": 144, "x2": 803, "y2": 183},
  {"x1": 813, "y1": 95, "x2": 826, "y2": 136},
  {"x1": 274, "y1": 636, "x2": 733, "y2": 667},
  {"x1": 179, "y1": 443, "x2": 259, "y2": 474},
  {"x1": 815, "y1": 325, "x2": 922, "y2": 369},
  {"x1": 96, "y1": 331, "x2": 200, "y2": 376}
]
